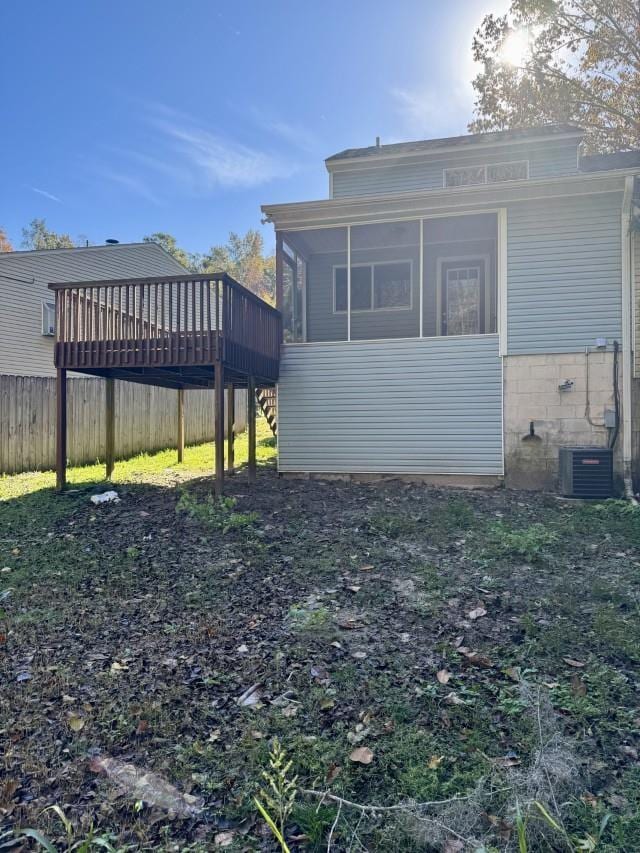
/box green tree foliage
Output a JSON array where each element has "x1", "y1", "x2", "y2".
[
  {"x1": 469, "y1": 0, "x2": 640, "y2": 152},
  {"x1": 202, "y1": 230, "x2": 275, "y2": 303},
  {"x1": 21, "y1": 218, "x2": 76, "y2": 250},
  {"x1": 142, "y1": 232, "x2": 201, "y2": 272},
  {"x1": 0, "y1": 228, "x2": 13, "y2": 252}
]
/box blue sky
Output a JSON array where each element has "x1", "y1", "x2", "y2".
[{"x1": 1, "y1": 0, "x2": 506, "y2": 254}]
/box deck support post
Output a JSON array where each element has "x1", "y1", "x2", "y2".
[
  {"x1": 214, "y1": 361, "x2": 225, "y2": 496},
  {"x1": 105, "y1": 378, "x2": 115, "y2": 480},
  {"x1": 177, "y1": 388, "x2": 185, "y2": 464},
  {"x1": 248, "y1": 376, "x2": 256, "y2": 484},
  {"x1": 56, "y1": 368, "x2": 67, "y2": 492},
  {"x1": 227, "y1": 384, "x2": 235, "y2": 474}
]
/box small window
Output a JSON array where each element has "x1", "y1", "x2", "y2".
[
  {"x1": 444, "y1": 160, "x2": 528, "y2": 187},
  {"x1": 487, "y1": 161, "x2": 528, "y2": 183},
  {"x1": 42, "y1": 301, "x2": 55, "y2": 336},
  {"x1": 334, "y1": 261, "x2": 412, "y2": 313},
  {"x1": 444, "y1": 165, "x2": 486, "y2": 188}
]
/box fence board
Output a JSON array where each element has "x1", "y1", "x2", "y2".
[{"x1": 0, "y1": 374, "x2": 247, "y2": 474}]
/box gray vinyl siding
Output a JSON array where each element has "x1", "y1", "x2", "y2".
[
  {"x1": 507, "y1": 192, "x2": 623, "y2": 354},
  {"x1": 634, "y1": 232, "x2": 640, "y2": 376},
  {"x1": 278, "y1": 335, "x2": 503, "y2": 475},
  {"x1": 331, "y1": 141, "x2": 579, "y2": 198},
  {"x1": 0, "y1": 244, "x2": 186, "y2": 377}
]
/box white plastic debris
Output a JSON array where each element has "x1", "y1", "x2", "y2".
[{"x1": 90, "y1": 490, "x2": 120, "y2": 505}]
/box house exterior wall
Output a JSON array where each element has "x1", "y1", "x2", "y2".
[
  {"x1": 278, "y1": 335, "x2": 503, "y2": 476},
  {"x1": 503, "y1": 351, "x2": 621, "y2": 490},
  {"x1": 331, "y1": 141, "x2": 579, "y2": 198},
  {"x1": 0, "y1": 243, "x2": 186, "y2": 377},
  {"x1": 634, "y1": 231, "x2": 640, "y2": 376},
  {"x1": 506, "y1": 192, "x2": 623, "y2": 354}
]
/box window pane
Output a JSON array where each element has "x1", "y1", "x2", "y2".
[
  {"x1": 373, "y1": 262, "x2": 411, "y2": 309},
  {"x1": 335, "y1": 267, "x2": 347, "y2": 312},
  {"x1": 446, "y1": 270, "x2": 480, "y2": 335},
  {"x1": 444, "y1": 165, "x2": 485, "y2": 187},
  {"x1": 351, "y1": 266, "x2": 372, "y2": 310},
  {"x1": 487, "y1": 161, "x2": 527, "y2": 182}
]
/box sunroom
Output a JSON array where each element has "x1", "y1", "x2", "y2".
[{"x1": 264, "y1": 204, "x2": 505, "y2": 481}]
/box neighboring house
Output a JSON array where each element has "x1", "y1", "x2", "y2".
[
  {"x1": 261, "y1": 125, "x2": 640, "y2": 491},
  {"x1": 0, "y1": 242, "x2": 239, "y2": 476},
  {"x1": 0, "y1": 242, "x2": 187, "y2": 377}
]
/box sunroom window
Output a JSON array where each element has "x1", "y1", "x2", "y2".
[{"x1": 334, "y1": 261, "x2": 412, "y2": 313}]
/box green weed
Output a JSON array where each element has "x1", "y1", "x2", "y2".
[
  {"x1": 176, "y1": 492, "x2": 258, "y2": 533},
  {"x1": 480, "y1": 521, "x2": 558, "y2": 562}
]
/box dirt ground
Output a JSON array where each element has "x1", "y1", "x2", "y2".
[{"x1": 2, "y1": 461, "x2": 640, "y2": 851}]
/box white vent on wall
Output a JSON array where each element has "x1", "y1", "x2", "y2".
[{"x1": 42, "y1": 300, "x2": 55, "y2": 336}]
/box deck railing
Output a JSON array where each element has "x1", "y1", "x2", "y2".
[{"x1": 49, "y1": 273, "x2": 282, "y2": 381}]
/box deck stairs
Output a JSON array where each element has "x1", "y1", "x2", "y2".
[{"x1": 257, "y1": 387, "x2": 277, "y2": 437}]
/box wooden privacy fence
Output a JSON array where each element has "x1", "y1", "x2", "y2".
[{"x1": 0, "y1": 374, "x2": 247, "y2": 475}]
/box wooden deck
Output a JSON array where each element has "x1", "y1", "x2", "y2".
[
  {"x1": 49, "y1": 273, "x2": 282, "y2": 493},
  {"x1": 49, "y1": 273, "x2": 281, "y2": 388}
]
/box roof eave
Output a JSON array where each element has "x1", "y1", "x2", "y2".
[{"x1": 262, "y1": 168, "x2": 636, "y2": 230}]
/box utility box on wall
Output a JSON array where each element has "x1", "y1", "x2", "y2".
[{"x1": 558, "y1": 447, "x2": 613, "y2": 499}]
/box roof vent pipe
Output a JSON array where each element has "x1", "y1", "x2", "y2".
[{"x1": 375, "y1": 136, "x2": 381, "y2": 148}]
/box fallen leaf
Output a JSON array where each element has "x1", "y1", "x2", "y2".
[
  {"x1": 135, "y1": 720, "x2": 149, "y2": 736},
  {"x1": 444, "y1": 691, "x2": 464, "y2": 705},
  {"x1": 237, "y1": 683, "x2": 262, "y2": 707},
  {"x1": 437, "y1": 669, "x2": 452, "y2": 685},
  {"x1": 67, "y1": 714, "x2": 85, "y2": 732},
  {"x1": 443, "y1": 840, "x2": 464, "y2": 853},
  {"x1": 214, "y1": 830, "x2": 235, "y2": 847},
  {"x1": 563, "y1": 658, "x2": 585, "y2": 668},
  {"x1": 347, "y1": 585, "x2": 361, "y2": 593},
  {"x1": 570, "y1": 674, "x2": 586, "y2": 696},
  {"x1": 468, "y1": 607, "x2": 487, "y2": 621},
  {"x1": 359, "y1": 565, "x2": 374, "y2": 572},
  {"x1": 427, "y1": 755, "x2": 444, "y2": 769},
  {"x1": 504, "y1": 666, "x2": 521, "y2": 682},
  {"x1": 458, "y1": 648, "x2": 492, "y2": 668},
  {"x1": 349, "y1": 746, "x2": 374, "y2": 765},
  {"x1": 326, "y1": 762, "x2": 341, "y2": 784},
  {"x1": 282, "y1": 704, "x2": 299, "y2": 718}
]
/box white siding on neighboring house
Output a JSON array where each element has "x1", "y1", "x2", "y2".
[
  {"x1": 278, "y1": 336, "x2": 503, "y2": 476},
  {"x1": 331, "y1": 141, "x2": 579, "y2": 199},
  {"x1": 506, "y1": 192, "x2": 623, "y2": 354},
  {"x1": 0, "y1": 243, "x2": 186, "y2": 377}
]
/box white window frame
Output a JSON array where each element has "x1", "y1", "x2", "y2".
[
  {"x1": 42, "y1": 300, "x2": 56, "y2": 336},
  {"x1": 443, "y1": 160, "x2": 529, "y2": 188},
  {"x1": 332, "y1": 258, "x2": 413, "y2": 314}
]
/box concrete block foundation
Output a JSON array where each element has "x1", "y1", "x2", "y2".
[{"x1": 503, "y1": 351, "x2": 623, "y2": 491}]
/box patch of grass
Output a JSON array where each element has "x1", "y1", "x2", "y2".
[
  {"x1": 286, "y1": 604, "x2": 332, "y2": 634},
  {"x1": 176, "y1": 492, "x2": 258, "y2": 533},
  {"x1": 0, "y1": 417, "x2": 276, "y2": 503},
  {"x1": 479, "y1": 521, "x2": 559, "y2": 563},
  {"x1": 431, "y1": 496, "x2": 476, "y2": 533},
  {"x1": 572, "y1": 498, "x2": 640, "y2": 546},
  {"x1": 368, "y1": 513, "x2": 420, "y2": 539}
]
